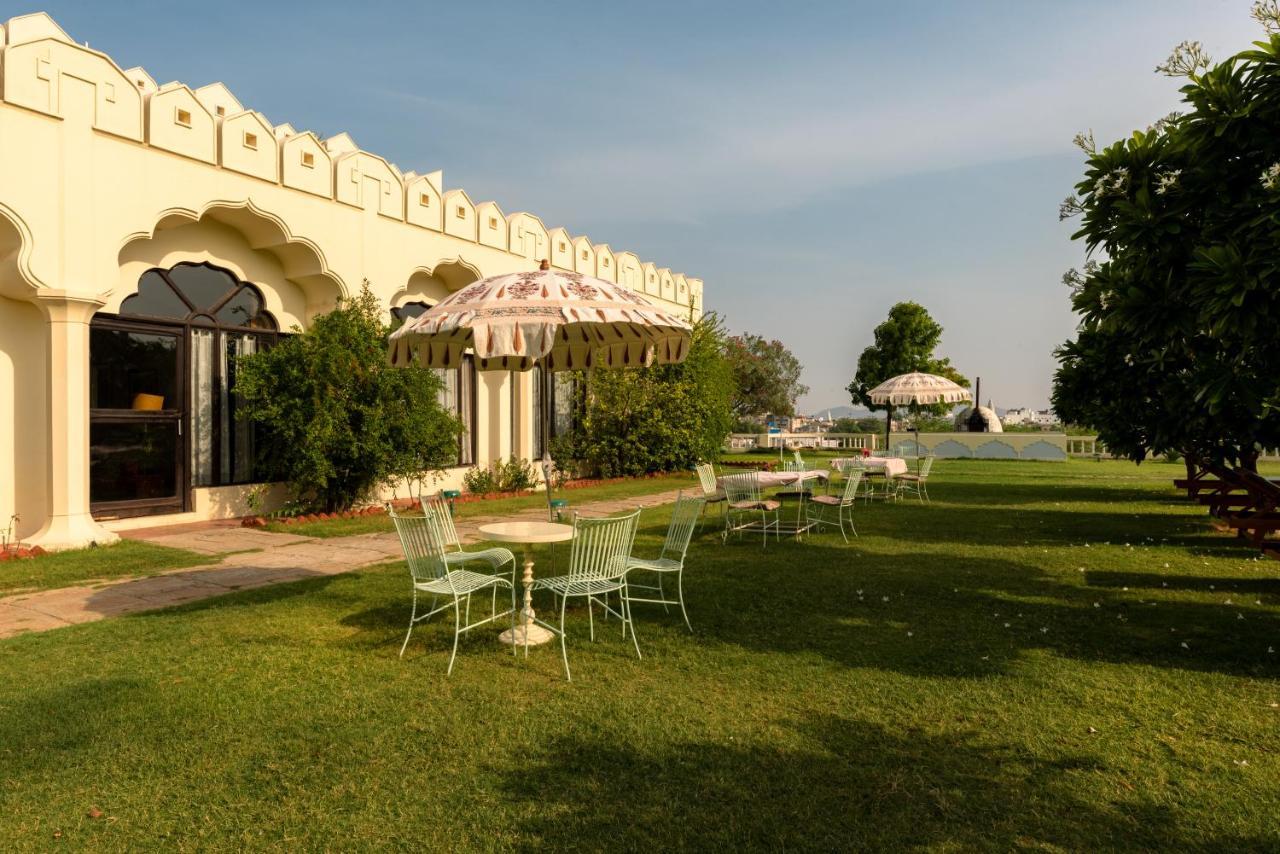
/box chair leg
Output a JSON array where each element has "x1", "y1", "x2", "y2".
[
  {"x1": 624, "y1": 582, "x2": 642, "y2": 660},
  {"x1": 677, "y1": 568, "x2": 692, "y2": 632},
  {"x1": 509, "y1": 583, "x2": 518, "y2": 658},
  {"x1": 399, "y1": 589, "x2": 418, "y2": 658},
  {"x1": 588, "y1": 594, "x2": 596, "y2": 642},
  {"x1": 559, "y1": 595, "x2": 572, "y2": 681},
  {"x1": 446, "y1": 598, "x2": 462, "y2": 676},
  {"x1": 657, "y1": 574, "x2": 670, "y2": 613}
]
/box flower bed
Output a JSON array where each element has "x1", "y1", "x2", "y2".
[
  {"x1": 0, "y1": 544, "x2": 46, "y2": 561},
  {"x1": 242, "y1": 471, "x2": 678, "y2": 527}
]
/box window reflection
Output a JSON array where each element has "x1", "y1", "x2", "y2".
[
  {"x1": 89, "y1": 422, "x2": 178, "y2": 503},
  {"x1": 89, "y1": 328, "x2": 179, "y2": 411}
]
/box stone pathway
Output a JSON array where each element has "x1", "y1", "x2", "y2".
[{"x1": 0, "y1": 487, "x2": 688, "y2": 639}]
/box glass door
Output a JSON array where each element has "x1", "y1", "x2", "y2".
[{"x1": 89, "y1": 321, "x2": 185, "y2": 517}]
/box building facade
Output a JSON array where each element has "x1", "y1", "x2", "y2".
[{"x1": 0, "y1": 13, "x2": 703, "y2": 550}]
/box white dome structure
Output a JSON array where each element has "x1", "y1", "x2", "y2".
[{"x1": 954, "y1": 405, "x2": 1003, "y2": 432}]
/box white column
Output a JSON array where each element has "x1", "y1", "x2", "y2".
[{"x1": 29, "y1": 292, "x2": 119, "y2": 549}]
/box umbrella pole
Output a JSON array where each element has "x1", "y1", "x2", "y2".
[{"x1": 883, "y1": 406, "x2": 892, "y2": 453}]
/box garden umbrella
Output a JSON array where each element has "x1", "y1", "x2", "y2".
[
  {"x1": 388, "y1": 261, "x2": 692, "y2": 372},
  {"x1": 867, "y1": 371, "x2": 971, "y2": 456}
]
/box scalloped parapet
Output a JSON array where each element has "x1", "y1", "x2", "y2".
[{"x1": 0, "y1": 12, "x2": 702, "y2": 315}]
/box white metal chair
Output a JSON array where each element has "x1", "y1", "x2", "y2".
[
  {"x1": 625, "y1": 491, "x2": 705, "y2": 632},
  {"x1": 534, "y1": 509, "x2": 642, "y2": 680},
  {"x1": 386, "y1": 505, "x2": 515, "y2": 675},
  {"x1": 421, "y1": 492, "x2": 517, "y2": 582},
  {"x1": 722, "y1": 472, "x2": 780, "y2": 547},
  {"x1": 808, "y1": 469, "x2": 862, "y2": 543},
  {"x1": 896, "y1": 455, "x2": 935, "y2": 503},
  {"x1": 695, "y1": 462, "x2": 727, "y2": 530}
]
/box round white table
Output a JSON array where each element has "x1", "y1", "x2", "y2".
[{"x1": 478, "y1": 520, "x2": 574, "y2": 648}]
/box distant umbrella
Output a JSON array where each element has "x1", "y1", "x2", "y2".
[{"x1": 867, "y1": 372, "x2": 971, "y2": 455}]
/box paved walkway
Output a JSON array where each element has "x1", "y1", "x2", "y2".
[{"x1": 0, "y1": 488, "x2": 688, "y2": 639}]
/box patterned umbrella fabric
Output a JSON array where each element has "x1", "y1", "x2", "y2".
[
  {"x1": 388, "y1": 267, "x2": 693, "y2": 372},
  {"x1": 867, "y1": 372, "x2": 971, "y2": 406}
]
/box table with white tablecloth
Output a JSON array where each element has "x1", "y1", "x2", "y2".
[{"x1": 831, "y1": 456, "x2": 908, "y2": 478}]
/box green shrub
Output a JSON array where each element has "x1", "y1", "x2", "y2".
[
  {"x1": 235, "y1": 283, "x2": 462, "y2": 512},
  {"x1": 462, "y1": 456, "x2": 538, "y2": 494},
  {"x1": 552, "y1": 315, "x2": 736, "y2": 478}
]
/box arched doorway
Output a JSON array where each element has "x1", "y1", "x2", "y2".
[{"x1": 89, "y1": 262, "x2": 279, "y2": 518}]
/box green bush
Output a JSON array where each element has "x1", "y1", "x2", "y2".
[
  {"x1": 235, "y1": 283, "x2": 462, "y2": 512},
  {"x1": 462, "y1": 456, "x2": 538, "y2": 494},
  {"x1": 552, "y1": 314, "x2": 736, "y2": 478}
]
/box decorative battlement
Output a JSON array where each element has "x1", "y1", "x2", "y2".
[{"x1": 0, "y1": 12, "x2": 703, "y2": 311}]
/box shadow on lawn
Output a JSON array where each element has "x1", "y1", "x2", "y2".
[
  {"x1": 689, "y1": 541, "x2": 1280, "y2": 680},
  {"x1": 930, "y1": 479, "x2": 1180, "y2": 507},
  {"x1": 1087, "y1": 571, "x2": 1280, "y2": 596},
  {"x1": 498, "y1": 712, "x2": 1263, "y2": 851},
  {"x1": 843, "y1": 502, "x2": 1222, "y2": 552}
]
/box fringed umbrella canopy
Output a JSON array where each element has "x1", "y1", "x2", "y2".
[
  {"x1": 388, "y1": 266, "x2": 693, "y2": 372},
  {"x1": 867, "y1": 372, "x2": 971, "y2": 406}
]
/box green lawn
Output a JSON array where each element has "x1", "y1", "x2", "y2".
[
  {"x1": 264, "y1": 472, "x2": 695, "y2": 538},
  {"x1": 2, "y1": 460, "x2": 1279, "y2": 849},
  {"x1": 0, "y1": 540, "x2": 215, "y2": 595}
]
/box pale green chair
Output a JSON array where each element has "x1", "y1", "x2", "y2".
[
  {"x1": 625, "y1": 492, "x2": 705, "y2": 632},
  {"x1": 807, "y1": 469, "x2": 862, "y2": 543},
  {"x1": 896, "y1": 455, "x2": 936, "y2": 503},
  {"x1": 421, "y1": 492, "x2": 517, "y2": 583},
  {"x1": 541, "y1": 460, "x2": 570, "y2": 522},
  {"x1": 386, "y1": 505, "x2": 516, "y2": 675},
  {"x1": 722, "y1": 472, "x2": 780, "y2": 547},
  {"x1": 534, "y1": 509, "x2": 642, "y2": 680},
  {"x1": 695, "y1": 462, "x2": 726, "y2": 530}
]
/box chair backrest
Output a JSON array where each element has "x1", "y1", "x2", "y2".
[
  {"x1": 722, "y1": 472, "x2": 762, "y2": 504},
  {"x1": 833, "y1": 458, "x2": 863, "y2": 475},
  {"x1": 695, "y1": 462, "x2": 718, "y2": 496},
  {"x1": 387, "y1": 505, "x2": 450, "y2": 587},
  {"x1": 567, "y1": 509, "x2": 640, "y2": 582},
  {"x1": 420, "y1": 492, "x2": 462, "y2": 551},
  {"x1": 918, "y1": 456, "x2": 935, "y2": 479},
  {"x1": 661, "y1": 491, "x2": 706, "y2": 561},
  {"x1": 838, "y1": 470, "x2": 863, "y2": 503}
]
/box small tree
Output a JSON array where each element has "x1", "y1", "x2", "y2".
[
  {"x1": 236, "y1": 284, "x2": 461, "y2": 512},
  {"x1": 724, "y1": 333, "x2": 809, "y2": 419},
  {"x1": 848, "y1": 302, "x2": 968, "y2": 421},
  {"x1": 554, "y1": 314, "x2": 736, "y2": 477}
]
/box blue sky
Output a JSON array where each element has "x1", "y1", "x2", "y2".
[{"x1": 39, "y1": 0, "x2": 1261, "y2": 411}]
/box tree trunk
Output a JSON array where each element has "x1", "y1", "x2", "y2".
[{"x1": 1241, "y1": 449, "x2": 1259, "y2": 474}]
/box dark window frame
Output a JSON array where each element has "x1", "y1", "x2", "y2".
[{"x1": 90, "y1": 263, "x2": 281, "y2": 518}]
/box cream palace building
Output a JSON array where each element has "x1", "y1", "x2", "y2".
[{"x1": 0, "y1": 13, "x2": 703, "y2": 550}]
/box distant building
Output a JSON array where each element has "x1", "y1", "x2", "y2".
[{"x1": 1003, "y1": 407, "x2": 1058, "y2": 429}]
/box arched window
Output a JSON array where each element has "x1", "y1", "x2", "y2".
[
  {"x1": 122, "y1": 263, "x2": 277, "y2": 330},
  {"x1": 89, "y1": 263, "x2": 281, "y2": 517},
  {"x1": 392, "y1": 300, "x2": 475, "y2": 466}
]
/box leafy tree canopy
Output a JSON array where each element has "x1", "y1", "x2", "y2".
[
  {"x1": 724, "y1": 333, "x2": 809, "y2": 418},
  {"x1": 1053, "y1": 16, "x2": 1280, "y2": 469},
  {"x1": 235, "y1": 284, "x2": 461, "y2": 511},
  {"x1": 848, "y1": 302, "x2": 968, "y2": 416}
]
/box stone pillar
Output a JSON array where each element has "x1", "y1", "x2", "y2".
[{"x1": 29, "y1": 292, "x2": 119, "y2": 549}]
